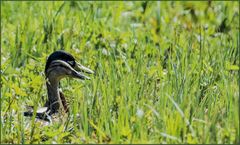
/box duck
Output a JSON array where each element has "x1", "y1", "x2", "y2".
[{"x1": 24, "y1": 50, "x2": 94, "y2": 122}]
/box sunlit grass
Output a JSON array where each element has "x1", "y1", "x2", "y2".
[{"x1": 1, "y1": 1, "x2": 239, "y2": 144}]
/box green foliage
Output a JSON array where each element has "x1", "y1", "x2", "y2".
[{"x1": 1, "y1": 1, "x2": 239, "y2": 144}]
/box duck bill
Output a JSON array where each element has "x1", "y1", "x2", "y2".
[
  {"x1": 71, "y1": 68, "x2": 90, "y2": 80},
  {"x1": 71, "y1": 62, "x2": 94, "y2": 80},
  {"x1": 74, "y1": 62, "x2": 94, "y2": 74}
]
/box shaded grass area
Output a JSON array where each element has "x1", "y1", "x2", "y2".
[{"x1": 1, "y1": 1, "x2": 239, "y2": 144}]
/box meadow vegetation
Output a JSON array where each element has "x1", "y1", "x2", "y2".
[{"x1": 1, "y1": 1, "x2": 239, "y2": 144}]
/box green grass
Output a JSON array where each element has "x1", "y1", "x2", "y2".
[{"x1": 1, "y1": 1, "x2": 239, "y2": 144}]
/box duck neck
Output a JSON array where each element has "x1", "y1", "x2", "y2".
[{"x1": 46, "y1": 78, "x2": 61, "y2": 114}]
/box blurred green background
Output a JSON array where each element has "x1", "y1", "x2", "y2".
[{"x1": 1, "y1": 1, "x2": 239, "y2": 144}]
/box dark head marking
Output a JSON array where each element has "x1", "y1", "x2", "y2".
[{"x1": 45, "y1": 50, "x2": 76, "y2": 74}]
